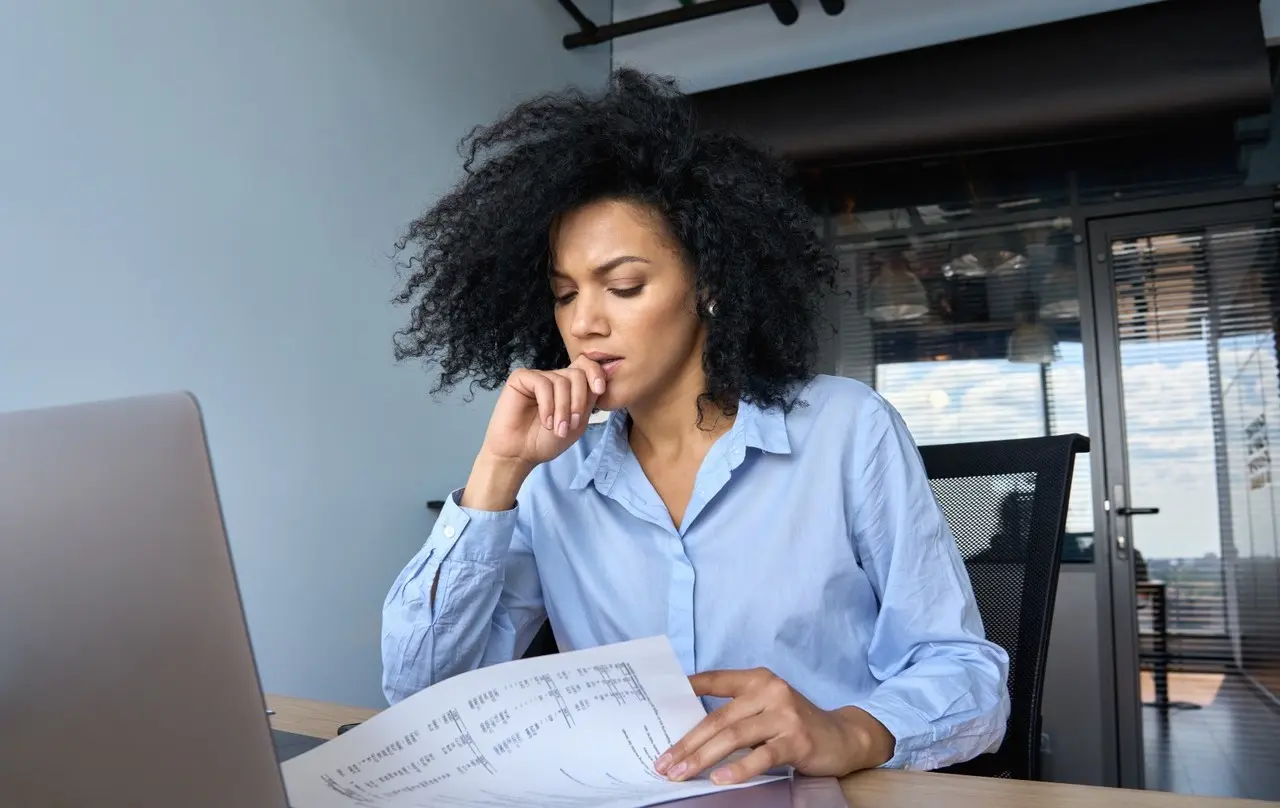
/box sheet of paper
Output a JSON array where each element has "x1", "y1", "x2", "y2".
[{"x1": 280, "y1": 635, "x2": 786, "y2": 808}]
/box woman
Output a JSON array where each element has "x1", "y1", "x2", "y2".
[{"x1": 381, "y1": 69, "x2": 1009, "y2": 785}]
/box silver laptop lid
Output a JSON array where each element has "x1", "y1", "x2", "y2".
[{"x1": 0, "y1": 392, "x2": 288, "y2": 808}]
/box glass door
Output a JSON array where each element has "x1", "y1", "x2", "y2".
[{"x1": 1089, "y1": 199, "x2": 1280, "y2": 800}]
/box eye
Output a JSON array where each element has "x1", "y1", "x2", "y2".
[
  {"x1": 553, "y1": 291, "x2": 577, "y2": 306},
  {"x1": 610, "y1": 285, "x2": 644, "y2": 298}
]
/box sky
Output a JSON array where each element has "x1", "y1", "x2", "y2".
[{"x1": 875, "y1": 336, "x2": 1280, "y2": 561}]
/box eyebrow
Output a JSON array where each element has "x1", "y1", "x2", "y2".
[{"x1": 549, "y1": 255, "x2": 650, "y2": 279}]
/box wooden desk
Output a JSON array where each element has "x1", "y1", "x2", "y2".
[{"x1": 266, "y1": 696, "x2": 1274, "y2": 807}]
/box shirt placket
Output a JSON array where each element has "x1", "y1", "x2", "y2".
[
  {"x1": 596, "y1": 425, "x2": 744, "y2": 677},
  {"x1": 665, "y1": 528, "x2": 697, "y2": 675},
  {"x1": 602, "y1": 452, "x2": 701, "y2": 675}
]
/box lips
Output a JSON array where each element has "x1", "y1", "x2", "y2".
[
  {"x1": 599, "y1": 358, "x2": 622, "y2": 378},
  {"x1": 583, "y1": 352, "x2": 623, "y2": 378}
]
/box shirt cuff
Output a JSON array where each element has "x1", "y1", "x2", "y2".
[
  {"x1": 429, "y1": 487, "x2": 521, "y2": 564},
  {"x1": 852, "y1": 691, "x2": 936, "y2": 770}
]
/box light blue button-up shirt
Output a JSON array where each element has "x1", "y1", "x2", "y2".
[{"x1": 381, "y1": 374, "x2": 1010, "y2": 771}]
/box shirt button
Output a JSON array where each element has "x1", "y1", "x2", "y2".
[{"x1": 443, "y1": 525, "x2": 456, "y2": 539}]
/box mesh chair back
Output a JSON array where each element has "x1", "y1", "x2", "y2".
[{"x1": 922, "y1": 433, "x2": 1090, "y2": 780}]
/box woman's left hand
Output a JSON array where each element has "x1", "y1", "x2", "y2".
[{"x1": 653, "y1": 668, "x2": 896, "y2": 785}]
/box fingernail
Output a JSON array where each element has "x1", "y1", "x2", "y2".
[
  {"x1": 655, "y1": 753, "x2": 671, "y2": 772},
  {"x1": 571, "y1": 413, "x2": 581, "y2": 429},
  {"x1": 710, "y1": 769, "x2": 729, "y2": 785},
  {"x1": 556, "y1": 420, "x2": 568, "y2": 438},
  {"x1": 545, "y1": 416, "x2": 553, "y2": 430},
  {"x1": 668, "y1": 762, "x2": 688, "y2": 780},
  {"x1": 592, "y1": 378, "x2": 606, "y2": 394}
]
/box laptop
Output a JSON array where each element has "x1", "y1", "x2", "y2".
[{"x1": 0, "y1": 391, "x2": 845, "y2": 807}]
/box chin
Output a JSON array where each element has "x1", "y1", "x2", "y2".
[
  {"x1": 594, "y1": 390, "x2": 624, "y2": 413},
  {"x1": 594, "y1": 381, "x2": 637, "y2": 414}
]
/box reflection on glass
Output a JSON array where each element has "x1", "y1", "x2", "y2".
[
  {"x1": 1113, "y1": 221, "x2": 1280, "y2": 676},
  {"x1": 943, "y1": 235, "x2": 1028, "y2": 278},
  {"x1": 1111, "y1": 231, "x2": 1228, "y2": 636},
  {"x1": 1008, "y1": 290, "x2": 1060, "y2": 364},
  {"x1": 818, "y1": 154, "x2": 1073, "y2": 241},
  {"x1": 1039, "y1": 260, "x2": 1082, "y2": 321},
  {"x1": 866, "y1": 257, "x2": 928, "y2": 322},
  {"x1": 831, "y1": 218, "x2": 1094, "y2": 561}
]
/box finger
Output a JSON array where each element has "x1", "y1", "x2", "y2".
[
  {"x1": 656, "y1": 693, "x2": 765, "y2": 776},
  {"x1": 556, "y1": 368, "x2": 589, "y2": 431},
  {"x1": 690, "y1": 669, "x2": 767, "y2": 699},
  {"x1": 511, "y1": 370, "x2": 555, "y2": 431},
  {"x1": 708, "y1": 739, "x2": 789, "y2": 786},
  {"x1": 664, "y1": 714, "x2": 777, "y2": 783},
  {"x1": 571, "y1": 355, "x2": 608, "y2": 397},
  {"x1": 550, "y1": 373, "x2": 572, "y2": 438}
]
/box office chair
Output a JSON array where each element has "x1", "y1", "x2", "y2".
[
  {"x1": 923, "y1": 433, "x2": 1090, "y2": 780},
  {"x1": 524, "y1": 616, "x2": 560, "y2": 658},
  {"x1": 522, "y1": 433, "x2": 1089, "y2": 781}
]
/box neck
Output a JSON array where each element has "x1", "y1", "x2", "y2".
[{"x1": 626, "y1": 370, "x2": 735, "y2": 461}]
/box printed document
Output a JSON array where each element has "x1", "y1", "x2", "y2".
[{"x1": 280, "y1": 635, "x2": 786, "y2": 807}]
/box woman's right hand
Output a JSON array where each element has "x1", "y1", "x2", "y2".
[{"x1": 461, "y1": 356, "x2": 608, "y2": 510}]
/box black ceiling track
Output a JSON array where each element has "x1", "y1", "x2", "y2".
[{"x1": 557, "y1": 0, "x2": 844, "y2": 50}]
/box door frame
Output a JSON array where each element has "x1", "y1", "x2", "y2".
[{"x1": 1082, "y1": 194, "x2": 1276, "y2": 789}]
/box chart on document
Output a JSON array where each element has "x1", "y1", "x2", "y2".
[{"x1": 279, "y1": 635, "x2": 785, "y2": 808}]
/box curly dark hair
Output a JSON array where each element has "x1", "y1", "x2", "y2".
[{"x1": 391, "y1": 68, "x2": 837, "y2": 418}]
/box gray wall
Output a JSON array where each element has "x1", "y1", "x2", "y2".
[{"x1": 0, "y1": 0, "x2": 611, "y2": 708}]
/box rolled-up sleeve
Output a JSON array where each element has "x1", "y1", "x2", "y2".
[
  {"x1": 380, "y1": 483, "x2": 545, "y2": 705},
  {"x1": 847, "y1": 393, "x2": 1011, "y2": 771}
]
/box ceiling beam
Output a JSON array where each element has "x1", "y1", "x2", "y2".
[
  {"x1": 558, "y1": 0, "x2": 805, "y2": 50},
  {"x1": 556, "y1": 0, "x2": 598, "y2": 35}
]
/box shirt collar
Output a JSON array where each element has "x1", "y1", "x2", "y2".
[
  {"x1": 737, "y1": 396, "x2": 792, "y2": 456},
  {"x1": 568, "y1": 396, "x2": 792, "y2": 493},
  {"x1": 569, "y1": 410, "x2": 630, "y2": 492}
]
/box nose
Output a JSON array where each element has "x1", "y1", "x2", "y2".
[{"x1": 568, "y1": 290, "x2": 609, "y2": 339}]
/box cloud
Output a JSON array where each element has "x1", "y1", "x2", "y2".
[
  {"x1": 878, "y1": 356, "x2": 1096, "y2": 536},
  {"x1": 869, "y1": 335, "x2": 1269, "y2": 560}
]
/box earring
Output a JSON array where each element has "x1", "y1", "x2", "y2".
[{"x1": 706, "y1": 300, "x2": 717, "y2": 317}]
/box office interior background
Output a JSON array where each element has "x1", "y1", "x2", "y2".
[{"x1": 2, "y1": 0, "x2": 1279, "y2": 802}]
